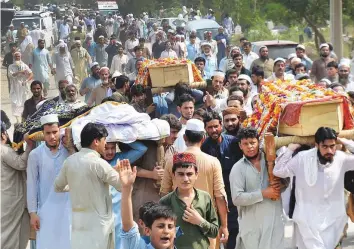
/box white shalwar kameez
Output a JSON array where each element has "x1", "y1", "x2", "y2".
[
  {"x1": 54, "y1": 148, "x2": 121, "y2": 249},
  {"x1": 274, "y1": 146, "x2": 354, "y2": 249},
  {"x1": 106, "y1": 18, "x2": 115, "y2": 38},
  {"x1": 30, "y1": 29, "x2": 45, "y2": 48},
  {"x1": 27, "y1": 142, "x2": 71, "y2": 249},
  {"x1": 30, "y1": 48, "x2": 52, "y2": 90},
  {"x1": 52, "y1": 44, "x2": 75, "y2": 84},
  {"x1": 8, "y1": 61, "x2": 31, "y2": 117}
]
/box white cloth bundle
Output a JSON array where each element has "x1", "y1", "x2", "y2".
[{"x1": 70, "y1": 102, "x2": 170, "y2": 148}]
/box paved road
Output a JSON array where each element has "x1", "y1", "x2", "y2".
[{"x1": 1, "y1": 66, "x2": 354, "y2": 249}]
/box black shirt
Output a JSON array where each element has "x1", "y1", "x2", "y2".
[
  {"x1": 2, "y1": 52, "x2": 14, "y2": 76},
  {"x1": 201, "y1": 133, "x2": 243, "y2": 229}
]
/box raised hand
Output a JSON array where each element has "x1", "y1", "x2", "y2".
[{"x1": 116, "y1": 159, "x2": 137, "y2": 188}]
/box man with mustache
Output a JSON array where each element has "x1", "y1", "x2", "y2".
[
  {"x1": 80, "y1": 62, "x2": 102, "y2": 103},
  {"x1": 201, "y1": 111, "x2": 243, "y2": 249},
  {"x1": 222, "y1": 107, "x2": 241, "y2": 137},
  {"x1": 230, "y1": 127, "x2": 284, "y2": 249},
  {"x1": 64, "y1": 84, "x2": 85, "y2": 108},
  {"x1": 267, "y1": 58, "x2": 295, "y2": 81},
  {"x1": 337, "y1": 59, "x2": 354, "y2": 91},
  {"x1": 311, "y1": 43, "x2": 335, "y2": 82},
  {"x1": 88, "y1": 67, "x2": 112, "y2": 106},
  {"x1": 274, "y1": 127, "x2": 354, "y2": 249},
  {"x1": 250, "y1": 46, "x2": 274, "y2": 78}
]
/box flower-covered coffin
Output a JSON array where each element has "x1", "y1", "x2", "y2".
[
  {"x1": 244, "y1": 79, "x2": 354, "y2": 137},
  {"x1": 135, "y1": 58, "x2": 204, "y2": 88}
]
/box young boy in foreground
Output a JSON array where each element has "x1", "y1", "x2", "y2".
[
  {"x1": 119, "y1": 159, "x2": 177, "y2": 249},
  {"x1": 160, "y1": 153, "x2": 219, "y2": 249}
]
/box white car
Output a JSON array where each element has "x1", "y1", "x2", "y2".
[
  {"x1": 160, "y1": 18, "x2": 186, "y2": 30},
  {"x1": 11, "y1": 11, "x2": 55, "y2": 49}
]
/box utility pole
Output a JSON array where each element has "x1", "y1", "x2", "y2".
[{"x1": 330, "y1": 0, "x2": 343, "y2": 58}]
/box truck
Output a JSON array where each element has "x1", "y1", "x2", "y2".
[{"x1": 97, "y1": 0, "x2": 119, "y2": 16}]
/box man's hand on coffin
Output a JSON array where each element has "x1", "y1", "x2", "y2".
[
  {"x1": 152, "y1": 165, "x2": 164, "y2": 181},
  {"x1": 30, "y1": 213, "x2": 40, "y2": 231},
  {"x1": 262, "y1": 186, "x2": 280, "y2": 200},
  {"x1": 287, "y1": 143, "x2": 301, "y2": 152},
  {"x1": 146, "y1": 104, "x2": 156, "y2": 114}
]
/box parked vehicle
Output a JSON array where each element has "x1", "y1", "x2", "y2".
[
  {"x1": 185, "y1": 19, "x2": 220, "y2": 40},
  {"x1": 252, "y1": 40, "x2": 298, "y2": 59},
  {"x1": 160, "y1": 18, "x2": 187, "y2": 31},
  {"x1": 11, "y1": 11, "x2": 55, "y2": 49}
]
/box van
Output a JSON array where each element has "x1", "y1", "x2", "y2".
[
  {"x1": 185, "y1": 19, "x2": 220, "y2": 40},
  {"x1": 11, "y1": 11, "x2": 55, "y2": 49}
]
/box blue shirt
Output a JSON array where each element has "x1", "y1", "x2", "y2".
[
  {"x1": 186, "y1": 43, "x2": 199, "y2": 61},
  {"x1": 200, "y1": 54, "x2": 217, "y2": 79},
  {"x1": 201, "y1": 134, "x2": 243, "y2": 229},
  {"x1": 108, "y1": 141, "x2": 148, "y2": 249},
  {"x1": 80, "y1": 76, "x2": 102, "y2": 103}
]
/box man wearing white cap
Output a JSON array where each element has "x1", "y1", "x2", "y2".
[
  {"x1": 71, "y1": 40, "x2": 92, "y2": 84},
  {"x1": 200, "y1": 42, "x2": 218, "y2": 79},
  {"x1": 30, "y1": 24, "x2": 45, "y2": 49},
  {"x1": 27, "y1": 114, "x2": 71, "y2": 249},
  {"x1": 338, "y1": 59, "x2": 354, "y2": 91},
  {"x1": 5, "y1": 24, "x2": 16, "y2": 53},
  {"x1": 310, "y1": 43, "x2": 334, "y2": 82},
  {"x1": 52, "y1": 42, "x2": 75, "y2": 84},
  {"x1": 80, "y1": 62, "x2": 102, "y2": 103},
  {"x1": 210, "y1": 71, "x2": 229, "y2": 99},
  {"x1": 161, "y1": 118, "x2": 228, "y2": 249},
  {"x1": 87, "y1": 67, "x2": 112, "y2": 106},
  {"x1": 96, "y1": 35, "x2": 108, "y2": 67},
  {"x1": 250, "y1": 46, "x2": 274, "y2": 78},
  {"x1": 54, "y1": 123, "x2": 121, "y2": 249},
  {"x1": 295, "y1": 44, "x2": 312, "y2": 71},
  {"x1": 267, "y1": 58, "x2": 295, "y2": 81}
]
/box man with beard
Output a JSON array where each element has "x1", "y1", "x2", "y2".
[
  {"x1": 311, "y1": 43, "x2": 334, "y2": 82},
  {"x1": 88, "y1": 67, "x2": 113, "y2": 106},
  {"x1": 110, "y1": 45, "x2": 129, "y2": 74},
  {"x1": 295, "y1": 44, "x2": 312, "y2": 72},
  {"x1": 112, "y1": 75, "x2": 130, "y2": 103},
  {"x1": 125, "y1": 32, "x2": 139, "y2": 60},
  {"x1": 96, "y1": 36, "x2": 108, "y2": 67},
  {"x1": 202, "y1": 111, "x2": 243, "y2": 249},
  {"x1": 250, "y1": 46, "x2": 274, "y2": 78},
  {"x1": 22, "y1": 81, "x2": 45, "y2": 121},
  {"x1": 28, "y1": 114, "x2": 71, "y2": 249},
  {"x1": 152, "y1": 31, "x2": 165, "y2": 59},
  {"x1": 30, "y1": 39, "x2": 53, "y2": 97},
  {"x1": 274, "y1": 127, "x2": 354, "y2": 249},
  {"x1": 232, "y1": 54, "x2": 251, "y2": 77},
  {"x1": 235, "y1": 74, "x2": 256, "y2": 115},
  {"x1": 204, "y1": 31, "x2": 218, "y2": 55},
  {"x1": 71, "y1": 40, "x2": 92, "y2": 84},
  {"x1": 230, "y1": 127, "x2": 284, "y2": 249},
  {"x1": 209, "y1": 71, "x2": 228, "y2": 99},
  {"x1": 94, "y1": 24, "x2": 108, "y2": 42},
  {"x1": 80, "y1": 62, "x2": 102, "y2": 103},
  {"x1": 250, "y1": 69, "x2": 264, "y2": 94},
  {"x1": 219, "y1": 46, "x2": 241, "y2": 73},
  {"x1": 64, "y1": 84, "x2": 85, "y2": 108},
  {"x1": 267, "y1": 58, "x2": 295, "y2": 81},
  {"x1": 200, "y1": 42, "x2": 218, "y2": 79},
  {"x1": 338, "y1": 60, "x2": 354, "y2": 91},
  {"x1": 52, "y1": 80, "x2": 69, "y2": 104},
  {"x1": 222, "y1": 107, "x2": 241, "y2": 136}
]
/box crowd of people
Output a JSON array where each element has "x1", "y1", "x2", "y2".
[{"x1": 2, "y1": 5, "x2": 354, "y2": 249}]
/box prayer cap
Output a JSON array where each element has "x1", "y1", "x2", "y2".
[
  {"x1": 100, "y1": 67, "x2": 109, "y2": 72},
  {"x1": 75, "y1": 40, "x2": 81, "y2": 44},
  {"x1": 319, "y1": 43, "x2": 329, "y2": 49},
  {"x1": 9, "y1": 24, "x2": 14, "y2": 27},
  {"x1": 98, "y1": 35, "x2": 104, "y2": 39},
  {"x1": 173, "y1": 153, "x2": 196, "y2": 165},
  {"x1": 295, "y1": 73, "x2": 310, "y2": 80},
  {"x1": 90, "y1": 62, "x2": 99, "y2": 68},
  {"x1": 274, "y1": 57, "x2": 286, "y2": 65},
  {"x1": 186, "y1": 119, "x2": 204, "y2": 132},
  {"x1": 112, "y1": 71, "x2": 122, "y2": 77},
  {"x1": 40, "y1": 114, "x2": 59, "y2": 126},
  {"x1": 200, "y1": 41, "x2": 211, "y2": 48},
  {"x1": 339, "y1": 58, "x2": 351, "y2": 68},
  {"x1": 72, "y1": 26, "x2": 77, "y2": 30},
  {"x1": 213, "y1": 71, "x2": 225, "y2": 78},
  {"x1": 259, "y1": 45, "x2": 267, "y2": 52},
  {"x1": 319, "y1": 78, "x2": 331, "y2": 86},
  {"x1": 238, "y1": 74, "x2": 252, "y2": 84},
  {"x1": 222, "y1": 107, "x2": 239, "y2": 117},
  {"x1": 287, "y1": 53, "x2": 296, "y2": 60},
  {"x1": 97, "y1": 24, "x2": 102, "y2": 27},
  {"x1": 296, "y1": 44, "x2": 305, "y2": 50}
]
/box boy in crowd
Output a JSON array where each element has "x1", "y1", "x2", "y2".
[
  {"x1": 160, "y1": 153, "x2": 219, "y2": 249},
  {"x1": 119, "y1": 160, "x2": 177, "y2": 249}
]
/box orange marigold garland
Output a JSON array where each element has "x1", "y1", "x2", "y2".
[
  {"x1": 243, "y1": 79, "x2": 344, "y2": 136},
  {"x1": 135, "y1": 58, "x2": 204, "y2": 85}
]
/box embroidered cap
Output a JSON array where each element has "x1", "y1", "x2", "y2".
[{"x1": 173, "y1": 152, "x2": 197, "y2": 165}]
